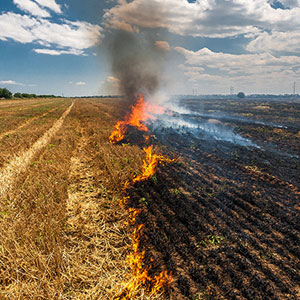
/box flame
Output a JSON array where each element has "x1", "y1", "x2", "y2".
[
  {"x1": 111, "y1": 94, "x2": 173, "y2": 299},
  {"x1": 115, "y1": 145, "x2": 174, "y2": 300},
  {"x1": 133, "y1": 145, "x2": 174, "y2": 183},
  {"x1": 109, "y1": 94, "x2": 164, "y2": 144},
  {"x1": 115, "y1": 213, "x2": 172, "y2": 300}
]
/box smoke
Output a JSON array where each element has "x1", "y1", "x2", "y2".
[
  {"x1": 147, "y1": 100, "x2": 259, "y2": 148},
  {"x1": 106, "y1": 0, "x2": 170, "y2": 103},
  {"x1": 108, "y1": 30, "x2": 167, "y2": 102}
]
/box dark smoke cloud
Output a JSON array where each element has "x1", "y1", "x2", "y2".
[{"x1": 108, "y1": 30, "x2": 167, "y2": 102}]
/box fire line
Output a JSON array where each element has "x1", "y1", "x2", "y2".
[{"x1": 109, "y1": 94, "x2": 174, "y2": 299}]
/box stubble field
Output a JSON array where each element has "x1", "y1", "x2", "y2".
[{"x1": 0, "y1": 97, "x2": 299, "y2": 300}]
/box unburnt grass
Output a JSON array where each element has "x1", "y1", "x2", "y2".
[
  {"x1": 0, "y1": 98, "x2": 162, "y2": 300},
  {"x1": 0, "y1": 101, "x2": 72, "y2": 168}
]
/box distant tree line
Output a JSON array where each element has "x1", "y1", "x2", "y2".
[
  {"x1": 0, "y1": 88, "x2": 13, "y2": 99},
  {"x1": 14, "y1": 93, "x2": 59, "y2": 98},
  {"x1": 0, "y1": 88, "x2": 60, "y2": 99}
]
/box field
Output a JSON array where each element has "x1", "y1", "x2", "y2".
[{"x1": 0, "y1": 97, "x2": 299, "y2": 300}]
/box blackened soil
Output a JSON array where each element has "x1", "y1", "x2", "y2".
[{"x1": 125, "y1": 99, "x2": 300, "y2": 300}]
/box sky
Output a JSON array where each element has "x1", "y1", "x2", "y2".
[{"x1": 0, "y1": 0, "x2": 300, "y2": 96}]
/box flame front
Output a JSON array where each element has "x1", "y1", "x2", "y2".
[
  {"x1": 133, "y1": 145, "x2": 174, "y2": 183},
  {"x1": 110, "y1": 94, "x2": 173, "y2": 299},
  {"x1": 110, "y1": 94, "x2": 149, "y2": 144},
  {"x1": 109, "y1": 94, "x2": 165, "y2": 144}
]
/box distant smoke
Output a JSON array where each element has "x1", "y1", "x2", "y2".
[{"x1": 108, "y1": 30, "x2": 167, "y2": 102}]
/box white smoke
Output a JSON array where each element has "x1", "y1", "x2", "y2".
[{"x1": 145, "y1": 94, "x2": 258, "y2": 147}]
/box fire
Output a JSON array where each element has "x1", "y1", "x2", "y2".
[
  {"x1": 109, "y1": 94, "x2": 164, "y2": 144},
  {"x1": 115, "y1": 145, "x2": 174, "y2": 299},
  {"x1": 133, "y1": 145, "x2": 174, "y2": 183},
  {"x1": 115, "y1": 209, "x2": 172, "y2": 300},
  {"x1": 110, "y1": 94, "x2": 174, "y2": 299}
]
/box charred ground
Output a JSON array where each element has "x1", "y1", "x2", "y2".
[{"x1": 125, "y1": 97, "x2": 300, "y2": 300}]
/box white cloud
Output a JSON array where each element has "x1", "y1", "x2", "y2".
[
  {"x1": 101, "y1": 76, "x2": 120, "y2": 94},
  {"x1": 0, "y1": 13, "x2": 36, "y2": 43},
  {"x1": 0, "y1": 12, "x2": 103, "y2": 55},
  {"x1": 31, "y1": 19, "x2": 103, "y2": 50},
  {"x1": 104, "y1": 0, "x2": 300, "y2": 38},
  {"x1": 175, "y1": 47, "x2": 300, "y2": 71},
  {"x1": 246, "y1": 30, "x2": 300, "y2": 53},
  {"x1": 0, "y1": 80, "x2": 27, "y2": 86},
  {"x1": 175, "y1": 46, "x2": 300, "y2": 93},
  {"x1": 76, "y1": 81, "x2": 86, "y2": 86},
  {"x1": 34, "y1": 0, "x2": 62, "y2": 14},
  {"x1": 13, "y1": 0, "x2": 50, "y2": 18},
  {"x1": 155, "y1": 41, "x2": 170, "y2": 51},
  {"x1": 33, "y1": 48, "x2": 85, "y2": 55}
]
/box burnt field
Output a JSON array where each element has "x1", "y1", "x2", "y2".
[{"x1": 126, "y1": 97, "x2": 300, "y2": 300}]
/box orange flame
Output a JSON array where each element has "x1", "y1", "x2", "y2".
[
  {"x1": 109, "y1": 94, "x2": 164, "y2": 144},
  {"x1": 115, "y1": 214, "x2": 172, "y2": 300},
  {"x1": 111, "y1": 94, "x2": 173, "y2": 299},
  {"x1": 115, "y1": 146, "x2": 174, "y2": 300},
  {"x1": 133, "y1": 145, "x2": 175, "y2": 183}
]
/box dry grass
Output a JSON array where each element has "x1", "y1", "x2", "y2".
[
  {"x1": 0, "y1": 98, "x2": 165, "y2": 300},
  {"x1": 0, "y1": 99, "x2": 67, "y2": 134},
  {"x1": 0, "y1": 102, "x2": 75, "y2": 299},
  {"x1": 0, "y1": 103, "x2": 73, "y2": 196},
  {"x1": 0, "y1": 101, "x2": 67, "y2": 141},
  {"x1": 0, "y1": 101, "x2": 71, "y2": 168}
]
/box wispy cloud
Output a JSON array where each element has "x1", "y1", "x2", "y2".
[
  {"x1": 101, "y1": 76, "x2": 120, "y2": 94},
  {"x1": 33, "y1": 48, "x2": 85, "y2": 56},
  {"x1": 13, "y1": 0, "x2": 62, "y2": 16},
  {"x1": 246, "y1": 30, "x2": 300, "y2": 53},
  {"x1": 76, "y1": 81, "x2": 86, "y2": 86},
  {"x1": 0, "y1": 80, "x2": 36, "y2": 87},
  {"x1": 107, "y1": 76, "x2": 120, "y2": 83},
  {"x1": 104, "y1": 0, "x2": 300, "y2": 38},
  {"x1": 13, "y1": 0, "x2": 50, "y2": 18},
  {"x1": 0, "y1": 80, "x2": 25, "y2": 86},
  {"x1": 175, "y1": 46, "x2": 300, "y2": 93},
  {"x1": 34, "y1": 0, "x2": 62, "y2": 14}
]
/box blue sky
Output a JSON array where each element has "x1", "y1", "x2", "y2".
[{"x1": 0, "y1": 0, "x2": 300, "y2": 96}]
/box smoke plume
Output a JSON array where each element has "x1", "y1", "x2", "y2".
[{"x1": 108, "y1": 30, "x2": 167, "y2": 102}]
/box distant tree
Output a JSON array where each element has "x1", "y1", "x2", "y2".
[
  {"x1": 38, "y1": 94, "x2": 57, "y2": 98},
  {"x1": 21, "y1": 93, "x2": 37, "y2": 98},
  {"x1": 0, "y1": 88, "x2": 13, "y2": 99},
  {"x1": 237, "y1": 92, "x2": 245, "y2": 99},
  {"x1": 14, "y1": 92, "x2": 23, "y2": 98}
]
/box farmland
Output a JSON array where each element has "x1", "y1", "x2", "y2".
[{"x1": 0, "y1": 97, "x2": 299, "y2": 300}]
